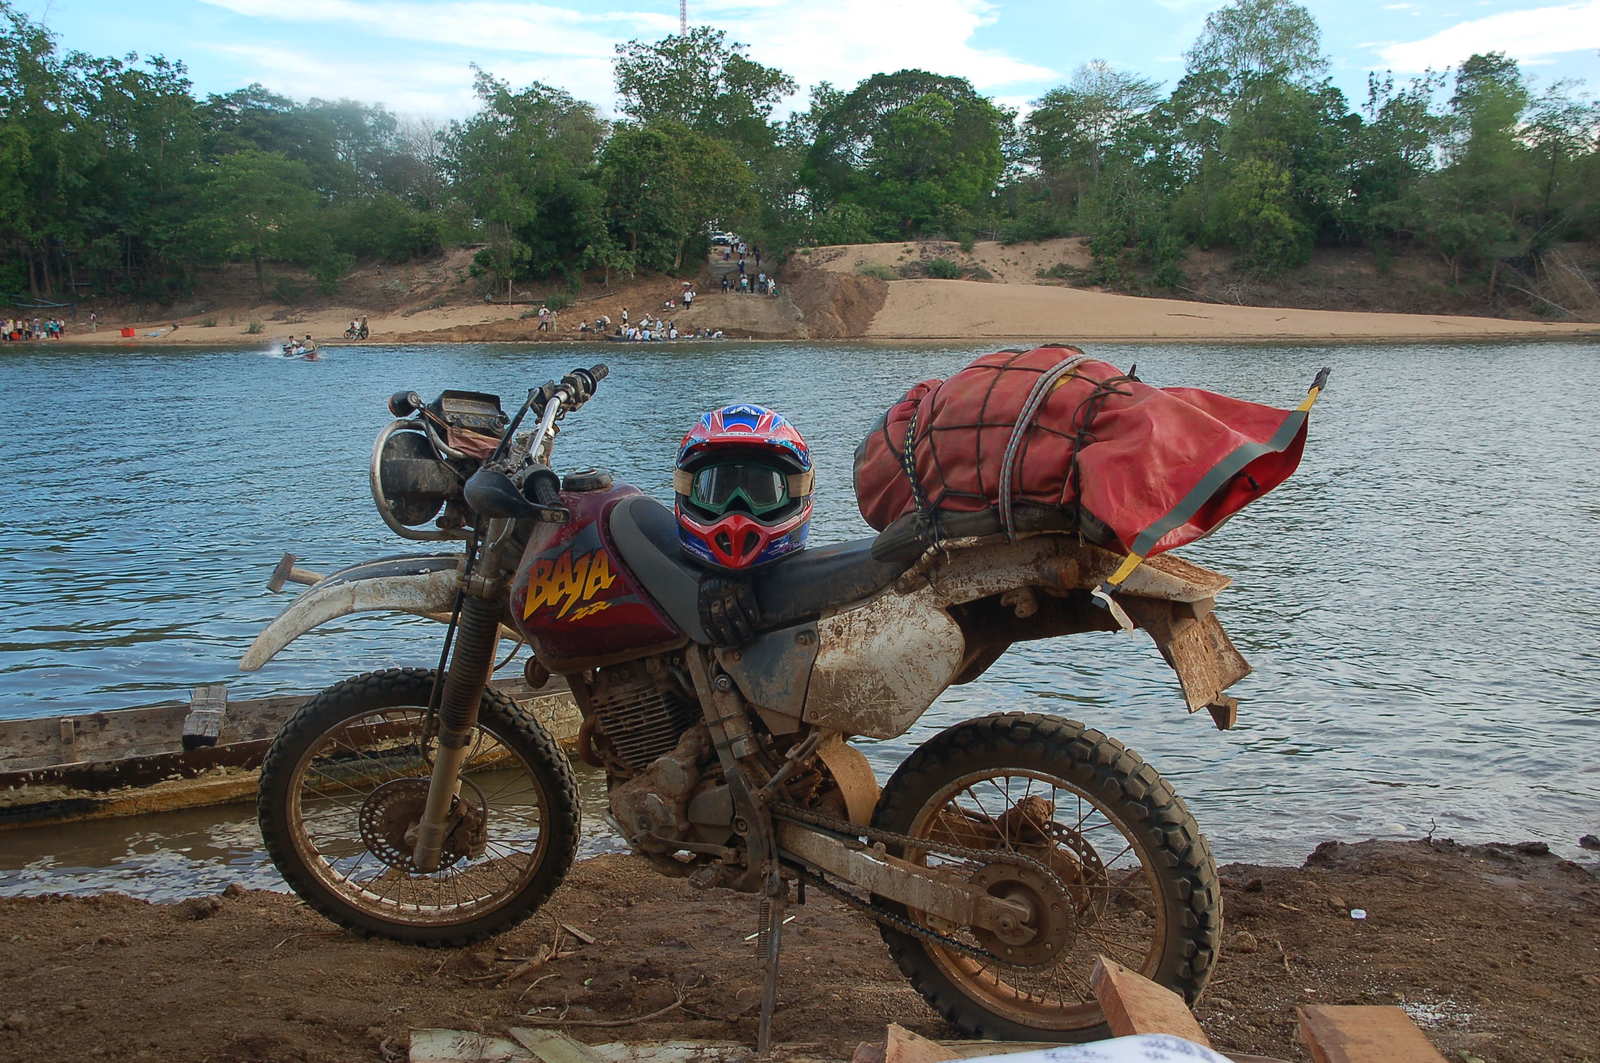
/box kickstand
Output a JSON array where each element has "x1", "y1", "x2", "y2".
[{"x1": 755, "y1": 864, "x2": 787, "y2": 1057}]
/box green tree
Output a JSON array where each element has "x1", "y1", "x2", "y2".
[
  {"x1": 803, "y1": 70, "x2": 1011, "y2": 237},
  {"x1": 1350, "y1": 71, "x2": 1446, "y2": 246},
  {"x1": 446, "y1": 70, "x2": 607, "y2": 295},
  {"x1": 1183, "y1": 0, "x2": 1328, "y2": 104},
  {"x1": 188, "y1": 150, "x2": 317, "y2": 298},
  {"x1": 1210, "y1": 157, "x2": 1309, "y2": 272},
  {"x1": 599, "y1": 121, "x2": 754, "y2": 271},
  {"x1": 614, "y1": 27, "x2": 794, "y2": 155},
  {"x1": 1411, "y1": 53, "x2": 1534, "y2": 283},
  {"x1": 1024, "y1": 61, "x2": 1162, "y2": 218}
]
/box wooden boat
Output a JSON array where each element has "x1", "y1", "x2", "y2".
[{"x1": 0, "y1": 676, "x2": 578, "y2": 831}]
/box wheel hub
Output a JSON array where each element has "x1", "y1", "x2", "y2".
[
  {"x1": 358, "y1": 778, "x2": 487, "y2": 873},
  {"x1": 969, "y1": 862, "x2": 1075, "y2": 967}
]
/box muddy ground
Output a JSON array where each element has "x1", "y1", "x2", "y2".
[{"x1": 0, "y1": 839, "x2": 1595, "y2": 1063}]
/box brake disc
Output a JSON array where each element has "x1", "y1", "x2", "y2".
[{"x1": 358, "y1": 777, "x2": 487, "y2": 873}]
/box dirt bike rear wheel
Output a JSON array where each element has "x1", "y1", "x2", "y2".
[
  {"x1": 872, "y1": 712, "x2": 1221, "y2": 1041},
  {"x1": 258, "y1": 668, "x2": 580, "y2": 946}
]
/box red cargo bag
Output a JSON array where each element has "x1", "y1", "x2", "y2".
[{"x1": 854, "y1": 344, "x2": 1326, "y2": 565}]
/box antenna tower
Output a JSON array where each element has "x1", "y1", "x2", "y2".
[{"x1": 680, "y1": 0, "x2": 687, "y2": 34}]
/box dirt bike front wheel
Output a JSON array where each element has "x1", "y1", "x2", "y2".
[
  {"x1": 257, "y1": 668, "x2": 580, "y2": 946},
  {"x1": 872, "y1": 712, "x2": 1221, "y2": 1041}
]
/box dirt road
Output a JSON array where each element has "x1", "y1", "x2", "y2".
[{"x1": 0, "y1": 839, "x2": 1595, "y2": 1062}]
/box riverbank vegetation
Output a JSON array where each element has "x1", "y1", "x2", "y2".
[{"x1": 1, "y1": 0, "x2": 1596, "y2": 312}]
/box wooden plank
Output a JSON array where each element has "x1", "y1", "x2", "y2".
[
  {"x1": 851, "y1": 1043, "x2": 886, "y2": 1063},
  {"x1": 1297, "y1": 1006, "x2": 1448, "y2": 1063},
  {"x1": 885, "y1": 1024, "x2": 959, "y2": 1063},
  {"x1": 507, "y1": 1029, "x2": 604, "y2": 1063},
  {"x1": 1090, "y1": 956, "x2": 1213, "y2": 1047},
  {"x1": 182, "y1": 684, "x2": 229, "y2": 750},
  {"x1": 1, "y1": 676, "x2": 572, "y2": 776},
  {"x1": 410, "y1": 1029, "x2": 531, "y2": 1063},
  {"x1": 0, "y1": 687, "x2": 582, "y2": 829},
  {"x1": 0, "y1": 701, "x2": 191, "y2": 771}
]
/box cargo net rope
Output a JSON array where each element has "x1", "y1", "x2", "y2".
[{"x1": 852, "y1": 345, "x2": 1329, "y2": 616}]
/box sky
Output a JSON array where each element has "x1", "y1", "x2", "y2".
[{"x1": 18, "y1": 0, "x2": 1600, "y2": 119}]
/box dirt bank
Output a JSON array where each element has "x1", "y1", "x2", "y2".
[
  {"x1": 41, "y1": 240, "x2": 1600, "y2": 348},
  {"x1": 0, "y1": 839, "x2": 1594, "y2": 1062},
  {"x1": 40, "y1": 236, "x2": 1600, "y2": 348}
]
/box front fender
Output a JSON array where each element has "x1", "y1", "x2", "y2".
[{"x1": 239, "y1": 554, "x2": 463, "y2": 672}]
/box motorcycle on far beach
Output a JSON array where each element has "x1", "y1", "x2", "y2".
[{"x1": 242, "y1": 362, "x2": 1265, "y2": 1051}]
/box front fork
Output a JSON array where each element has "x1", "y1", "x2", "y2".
[{"x1": 412, "y1": 537, "x2": 511, "y2": 871}]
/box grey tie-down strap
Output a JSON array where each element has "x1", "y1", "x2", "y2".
[{"x1": 997, "y1": 353, "x2": 1092, "y2": 542}]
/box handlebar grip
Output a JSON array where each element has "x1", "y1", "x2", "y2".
[
  {"x1": 529, "y1": 469, "x2": 562, "y2": 507},
  {"x1": 588, "y1": 364, "x2": 608, "y2": 382},
  {"x1": 388, "y1": 390, "x2": 422, "y2": 417}
]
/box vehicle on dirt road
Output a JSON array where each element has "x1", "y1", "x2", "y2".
[{"x1": 242, "y1": 364, "x2": 1260, "y2": 1050}]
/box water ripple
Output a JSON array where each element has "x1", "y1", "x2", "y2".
[{"x1": 2, "y1": 340, "x2": 1597, "y2": 863}]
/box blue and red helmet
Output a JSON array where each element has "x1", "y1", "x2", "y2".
[{"x1": 674, "y1": 404, "x2": 813, "y2": 570}]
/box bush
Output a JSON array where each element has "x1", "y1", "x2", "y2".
[
  {"x1": 244, "y1": 321, "x2": 264, "y2": 335},
  {"x1": 958, "y1": 236, "x2": 976, "y2": 254},
  {"x1": 924, "y1": 257, "x2": 964, "y2": 279},
  {"x1": 200, "y1": 317, "x2": 218, "y2": 328},
  {"x1": 543, "y1": 293, "x2": 571, "y2": 312},
  {"x1": 310, "y1": 252, "x2": 355, "y2": 296},
  {"x1": 1037, "y1": 262, "x2": 1086, "y2": 282},
  {"x1": 856, "y1": 263, "x2": 898, "y2": 281}
]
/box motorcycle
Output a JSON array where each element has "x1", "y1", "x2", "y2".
[{"x1": 242, "y1": 364, "x2": 1253, "y2": 1049}]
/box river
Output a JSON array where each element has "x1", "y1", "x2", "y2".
[{"x1": 2, "y1": 338, "x2": 1597, "y2": 896}]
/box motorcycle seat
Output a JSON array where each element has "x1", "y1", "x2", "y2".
[{"x1": 606, "y1": 495, "x2": 911, "y2": 643}]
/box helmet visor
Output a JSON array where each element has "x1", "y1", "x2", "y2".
[{"x1": 690, "y1": 462, "x2": 790, "y2": 516}]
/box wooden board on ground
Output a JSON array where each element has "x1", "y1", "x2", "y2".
[
  {"x1": 413, "y1": 1035, "x2": 828, "y2": 1063},
  {"x1": 885, "y1": 1024, "x2": 958, "y2": 1063},
  {"x1": 1296, "y1": 1006, "x2": 1449, "y2": 1063},
  {"x1": 508, "y1": 1028, "x2": 604, "y2": 1063},
  {"x1": 1091, "y1": 956, "x2": 1213, "y2": 1047}
]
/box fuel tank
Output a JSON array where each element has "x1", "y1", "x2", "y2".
[{"x1": 509, "y1": 478, "x2": 686, "y2": 671}]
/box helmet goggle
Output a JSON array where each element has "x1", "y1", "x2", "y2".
[
  {"x1": 688, "y1": 462, "x2": 790, "y2": 516},
  {"x1": 674, "y1": 461, "x2": 815, "y2": 519}
]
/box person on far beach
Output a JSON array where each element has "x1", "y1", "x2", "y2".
[{"x1": 88, "y1": 311, "x2": 97, "y2": 332}]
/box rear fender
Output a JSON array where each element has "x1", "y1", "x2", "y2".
[{"x1": 239, "y1": 555, "x2": 462, "y2": 672}]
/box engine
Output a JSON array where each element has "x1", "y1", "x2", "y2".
[
  {"x1": 571, "y1": 656, "x2": 732, "y2": 862},
  {"x1": 578, "y1": 658, "x2": 700, "y2": 774}
]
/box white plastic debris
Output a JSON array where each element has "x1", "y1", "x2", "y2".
[
  {"x1": 1351, "y1": 908, "x2": 1368, "y2": 919},
  {"x1": 965, "y1": 1035, "x2": 1232, "y2": 1063}
]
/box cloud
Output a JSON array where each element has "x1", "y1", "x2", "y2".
[
  {"x1": 1376, "y1": 0, "x2": 1600, "y2": 70},
  {"x1": 196, "y1": 0, "x2": 1058, "y2": 116},
  {"x1": 198, "y1": 0, "x2": 641, "y2": 58},
  {"x1": 203, "y1": 42, "x2": 614, "y2": 116}
]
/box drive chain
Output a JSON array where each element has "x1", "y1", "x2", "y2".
[
  {"x1": 792, "y1": 864, "x2": 1003, "y2": 965},
  {"x1": 769, "y1": 800, "x2": 1076, "y2": 970}
]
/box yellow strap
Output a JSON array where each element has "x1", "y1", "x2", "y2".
[
  {"x1": 1105, "y1": 551, "x2": 1145, "y2": 589},
  {"x1": 1296, "y1": 384, "x2": 1324, "y2": 413}
]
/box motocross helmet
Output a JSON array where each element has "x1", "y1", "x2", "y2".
[{"x1": 675, "y1": 404, "x2": 813, "y2": 570}]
